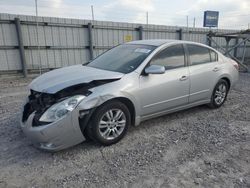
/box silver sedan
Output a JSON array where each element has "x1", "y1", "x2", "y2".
[{"x1": 21, "y1": 40, "x2": 239, "y2": 151}]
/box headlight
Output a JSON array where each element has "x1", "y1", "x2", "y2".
[{"x1": 39, "y1": 95, "x2": 85, "y2": 122}]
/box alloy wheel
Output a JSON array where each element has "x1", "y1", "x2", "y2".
[
  {"x1": 98, "y1": 109, "x2": 126, "y2": 140},
  {"x1": 214, "y1": 83, "x2": 227, "y2": 105}
]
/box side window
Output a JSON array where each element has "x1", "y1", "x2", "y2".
[
  {"x1": 210, "y1": 49, "x2": 218, "y2": 62},
  {"x1": 150, "y1": 44, "x2": 185, "y2": 70},
  {"x1": 188, "y1": 44, "x2": 211, "y2": 65}
]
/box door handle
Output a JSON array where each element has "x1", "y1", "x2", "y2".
[
  {"x1": 179, "y1": 75, "x2": 188, "y2": 81},
  {"x1": 213, "y1": 67, "x2": 220, "y2": 72}
]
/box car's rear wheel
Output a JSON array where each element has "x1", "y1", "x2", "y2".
[
  {"x1": 86, "y1": 100, "x2": 131, "y2": 145},
  {"x1": 208, "y1": 79, "x2": 229, "y2": 108}
]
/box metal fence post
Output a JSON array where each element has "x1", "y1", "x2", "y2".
[
  {"x1": 88, "y1": 22, "x2": 94, "y2": 60},
  {"x1": 138, "y1": 26, "x2": 143, "y2": 40},
  {"x1": 14, "y1": 17, "x2": 27, "y2": 77},
  {"x1": 241, "y1": 41, "x2": 247, "y2": 64},
  {"x1": 177, "y1": 28, "x2": 183, "y2": 40},
  {"x1": 207, "y1": 31, "x2": 212, "y2": 47},
  {"x1": 225, "y1": 37, "x2": 231, "y2": 56},
  {"x1": 233, "y1": 38, "x2": 239, "y2": 58}
]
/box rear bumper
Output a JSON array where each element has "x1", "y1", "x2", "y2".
[{"x1": 20, "y1": 109, "x2": 86, "y2": 152}]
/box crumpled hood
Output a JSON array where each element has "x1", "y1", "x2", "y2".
[{"x1": 29, "y1": 65, "x2": 124, "y2": 94}]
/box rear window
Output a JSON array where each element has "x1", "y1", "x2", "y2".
[{"x1": 187, "y1": 44, "x2": 218, "y2": 65}]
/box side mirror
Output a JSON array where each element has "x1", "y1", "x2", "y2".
[{"x1": 144, "y1": 65, "x2": 165, "y2": 74}]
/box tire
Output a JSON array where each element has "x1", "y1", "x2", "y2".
[
  {"x1": 86, "y1": 100, "x2": 131, "y2": 146},
  {"x1": 208, "y1": 79, "x2": 229, "y2": 108}
]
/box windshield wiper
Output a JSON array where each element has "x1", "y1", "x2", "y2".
[{"x1": 82, "y1": 61, "x2": 91, "y2": 66}]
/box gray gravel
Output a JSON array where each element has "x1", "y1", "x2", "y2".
[{"x1": 0, "y1": 73, "x2": 250, "y2": 188}]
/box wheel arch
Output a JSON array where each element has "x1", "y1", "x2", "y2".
[
  {"x1": 100, "y1": 97, "x2": 136, "y2": 126},
  {"x1": 79, "y1": 96, "x2": 137, "y2": 141},
  {"x1": 220, "y1": 77, "x2": 231, "y2": 90}
]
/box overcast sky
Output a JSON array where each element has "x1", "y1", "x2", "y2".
[{"x1": 0, "y1": 0, "x2": 249, "y2": 29}]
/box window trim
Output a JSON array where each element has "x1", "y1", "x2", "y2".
[
  {"x1": 209, "y1": 49, "x2": 218, "y2": 62},
  {"x1": 141, "y1": 43, "x2": 188, "y2": 75},
  {"x1": 185, "y1": 44, "x2": 218, "y2": 66}
]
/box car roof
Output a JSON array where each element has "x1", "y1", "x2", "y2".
[
  {"x1": 127, "y1": 39, "x2": 181, "y2": 46},
  {"x1": 127, "y1": 39, "x2": 207, "y2": 47}
]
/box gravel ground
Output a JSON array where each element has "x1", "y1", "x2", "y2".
[{"x1": 0, "y1": 73, "x2": 249, "y2": 188}]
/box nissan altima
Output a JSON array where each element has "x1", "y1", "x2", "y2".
[{"x1": 21, "y1": 40, "x2": 239, "y2": 151}]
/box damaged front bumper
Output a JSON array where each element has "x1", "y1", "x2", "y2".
[{"x1": 20, "y1": 98, "x2": 87, "y2": 151}]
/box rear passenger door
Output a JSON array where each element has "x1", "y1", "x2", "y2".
[{"x1": 186, "y1": 44, "x2": 220, "y2": 103}]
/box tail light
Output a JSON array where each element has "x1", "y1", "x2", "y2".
[{"x1": 232, "y1": 61, "x2": 239, "y2": 71}]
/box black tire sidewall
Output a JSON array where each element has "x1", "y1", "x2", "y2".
[
  {"x1": 89, "y1": 100, "x2": 131, "y2": 145},
  {"x1": 210, "y1": 79, "x2": 229, "y2": 108}
]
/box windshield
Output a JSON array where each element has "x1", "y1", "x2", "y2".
[{"x1": 87, "y1": 44, "x2": 156, "y2": 73}]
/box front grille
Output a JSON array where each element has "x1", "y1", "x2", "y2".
[
  {"x1": 22, "y1": 102, "x2": 32, "y2": 122},
  {"x1": 22, "y1": 90, "x2": 56, "y2": 126}
]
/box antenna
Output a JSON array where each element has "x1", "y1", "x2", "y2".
[{"x1": 146, "y1": 11, "x2": 148, "y2": 39}]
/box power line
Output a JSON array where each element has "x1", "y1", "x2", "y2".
[
  {"x1": 1, "y1": 1, "x2": 250, "y2": 30},
  {"x1": 2, "y1": 2, "x2": 250, "y2": 21}
]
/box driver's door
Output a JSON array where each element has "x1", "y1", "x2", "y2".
[{"x1": 139, "y1": 44, "x2": 190, "y2": 117}]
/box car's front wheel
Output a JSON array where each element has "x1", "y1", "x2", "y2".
[
  {"x1": 86, "y1": 100, "x2": 131, "y2": 145},
  {"x1": 209, "y1": 79, "x2": 229, "y2": 108}
]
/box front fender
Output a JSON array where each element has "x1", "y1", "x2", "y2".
[
  {"x1": 76, "y1": 72, "x2": 141, "y2": 125},
  {"x1": 78, "y1": 94, "x2": 115, "y2": 110}
]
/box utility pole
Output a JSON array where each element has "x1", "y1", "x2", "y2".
[
  {"x1": 146, "y1": 11, "x2": 148, "y2": 39},
  {"x1": 186, "y1": 15, "x2": 189, "y2": 40},
  {"x1": 146, "y1": 11, "x2": 148, "y2": 25},
  {"x1": 35, "y1": 0, "x2": 42, "y2": 75},
  {"x1": 91, "y1": 5, "x2": 94, "y2": 22},
  {"x1": 90, "y1": 5, "x2": 96, "y2": 59},
  {"x1": 193, "y1": 17, "x2": 196, "y2": 28}
]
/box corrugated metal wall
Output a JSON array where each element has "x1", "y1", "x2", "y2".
[{"x1": 0, "y1": 13, "x2": 249, "y2": 73}]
